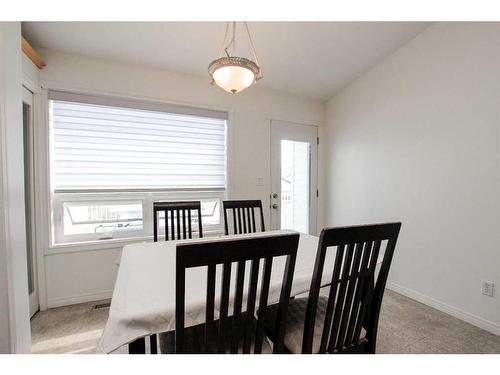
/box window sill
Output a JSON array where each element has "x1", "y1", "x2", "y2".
[
  {"x1": 46, "y1": 236, "x2": 150, "y2": 255},
  {"x1": 46, "y1": 230, "x2": 225, "y2": 255}
]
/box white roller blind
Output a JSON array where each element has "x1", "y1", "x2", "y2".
[{"x1": 50, "y1": 95, "x2": 227, "y2": 191}]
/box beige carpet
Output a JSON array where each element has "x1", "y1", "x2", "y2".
[
  {"x1": 30, "y1": 290, "x2": 500, "y2": 354},
  {"x1": 31, "y1": 299, "x2": 112, "y2": 354}
]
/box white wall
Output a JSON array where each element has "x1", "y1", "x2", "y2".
[
  {"x1": 0, "y1": 24, "x2": 11, "y2": 349},
  {"x1": 23, "y1": 52, "x2": 40, "y2": 89},
  {"x1": 324, "y1": 22, "x2": 500, "y2": 334},
  {"x1": 0, "y1": 22, "x2": 32, "y2": 353},
  {"x1": 36, "y1": 49, "x2": 325, "y2": 307}
]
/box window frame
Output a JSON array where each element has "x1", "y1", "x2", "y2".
[
  {"x1": 52, "y1": 190, "x2": 226, "y2": 245},
  {"x1": 47, "y1": 90, "x2": 230, "y2": 247}
]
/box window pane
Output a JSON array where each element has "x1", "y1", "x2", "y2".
[
  {"x1": 63, "y1": 201, "x2": 143, "y2": 237},
  {"x1": 280, "y1": 140, "x2": 310, "y2": 233}
]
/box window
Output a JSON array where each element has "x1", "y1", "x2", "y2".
[{"x1": 49, "y1": 91, "x2": 227, "y2": 245}]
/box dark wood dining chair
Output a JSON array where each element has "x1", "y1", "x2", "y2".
[
  {"x1": 158, "y1": 232, "x2": 300, "y2": 354},
  {"x1": 264, "y1": 222, "x2": 401, "y2": 354},
  {"x1": 222, "y1": 200, "x2": 265, "y2": 235},
  {"x1": 153, "y1": 201, "x2": 203, "y2": 241}
]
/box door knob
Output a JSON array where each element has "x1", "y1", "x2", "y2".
[
  {"x1": 272, "y1": 193, "x2": 278, "y2": 199},
  {"x1": 272, "y1": 203, "x2": 278, "y2": 209}
]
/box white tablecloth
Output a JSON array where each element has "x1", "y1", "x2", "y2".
[{"x1": 97, "y1": 230, "x2": 342, "y2": 353}]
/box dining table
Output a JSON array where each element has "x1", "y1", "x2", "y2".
[{"x1": 96, "y1": 229, "x2": 383, "y2": 354}]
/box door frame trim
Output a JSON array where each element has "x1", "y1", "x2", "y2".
[
  {"x1": 22, "y1": 85, "x2": 40, "y2": 318},
  {"x1": 23, "y1": 72, "x2": 46, "y2": 313},
  {"x1": 269, "y1": 119, "x2": 319, "y2": 235}
]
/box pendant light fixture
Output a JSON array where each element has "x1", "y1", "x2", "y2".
[{"x1": 208, "y1": 22, "x2": 263, "y2": 94}]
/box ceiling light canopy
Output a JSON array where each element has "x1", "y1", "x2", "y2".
[{"x1": 208, "y1": 22, "x2": 263, "y2": 94}]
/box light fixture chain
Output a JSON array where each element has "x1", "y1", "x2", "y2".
[
  {"x1": 232, "y1": 21, "x2": 236, "y2": 55},
  {"x1": 223, "y1": 21, "x2": 237, "y2": 57},
  {"x1": 244, "y1": 22, "x2": 261, "y2": 76},
  {"x1": 221, "y1": 22, "x2": 230, "y2": 57}
]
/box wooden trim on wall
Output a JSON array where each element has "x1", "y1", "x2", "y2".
[{"x1": 21, "y1": 37, "x2": 46, "y2": 69}]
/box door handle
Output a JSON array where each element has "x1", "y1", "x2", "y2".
[
  {"x1": 272, "y1": 193, "x2": 278, "y2": 199},
  {"x1": 272, "y1": 203, "x2": 278, "y2": 209}
]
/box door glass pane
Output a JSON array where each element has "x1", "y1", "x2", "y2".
[{"x1": 280, "y1": 140, "x2": 310, "y2": 233}]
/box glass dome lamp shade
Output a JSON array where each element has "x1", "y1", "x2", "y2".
[
  {"x1": 208, "y1": 56, "x2": 261, "y2": 94},
  {"x1": 208, "y1": 22, "x2": 263, "y2": 94}
]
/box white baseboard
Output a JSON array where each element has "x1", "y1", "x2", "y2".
[
  {"x1": 47, "y1": 290, "x2": 113, "y2": 309},
  {"x1": 386, "y1": 282, "x2": 500, "y2": 337},
  {"x1": 44, "y1": 283, "x2": 500, "y2": 337}
]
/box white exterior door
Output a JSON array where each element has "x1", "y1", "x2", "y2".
[{"x1": 270, "y1": 120, "x2": 318, "y2": 235}]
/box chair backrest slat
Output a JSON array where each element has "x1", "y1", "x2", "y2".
[
  {"x1": 254, "y1": 257, "x2": 273, "y2": 354},
  {"x1": 318, "y1": 243, "x2": 344, "y2": 353},
  {"x1": 243, "y1": 258, "x2": 260, "y2": 354},
  {"x1": 353, "y1": 240, "x2": 382, "y2": 343},
  {"x1": 336, "y1": 242, "x2": 364, "y2": 350},
  {"x1": 271, "y1": 248, "x2": 297, "y2": 353},
  {"x1": 302, "y1": 223, "x2": 401, "y2": 354},
  {"x1": 182, "y1": 210, "x2": 186, "y2": 239},
  {"x1": 230, "y1": 261, "x2": 246, "y2": 353},
  {"x1": 153, "y1": 210, "x2": 158, "y2": 241},
  {"x1": 175, "y1": 262, "x2": 186, "y2": 353},
  {"x1": 197, "y1": 208, "x2": 203, "y2": 239},
  {"x1": 223, "y1": 200, "x2": 265, "y2": 235},
  {"x1": 163, "y1": 211, "x2": 169, "y2": 241},
  {"x1": 327, "y1": 242, "x2": 355, "y2": 353},
  {"x1": 153, "y1": 201, "x2": 203, "y2": 241},
  {"x1": 170, "y1": 210, "x2": 175, "y2": 240},
  {"x1": 344, "y1": 241, "x2": 373, "y2": 347},
  {"x1": 251, "y1": 207, "x2": 257, "y2": 233},
  {"x1": 176, "y1": 211, "x2": 181, "y2": 239},
  {"x1": 175, "y1": 233, "x2": 299, "y2": 354},
  {"x1": 204, "y1": 264, "x2": 216, "y2": 353},
  {"x1": 217, "y1": 262, "x2": 232, "y2": 353}
]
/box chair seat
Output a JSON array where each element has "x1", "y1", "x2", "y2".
[
  {"x1": 265, "y1": 296, "x2": 367, "y2": 354},
  {"x1": 159, "y1": 319, "x2": 273, "y2": 354}
]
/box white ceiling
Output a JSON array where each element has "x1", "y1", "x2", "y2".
[{"x1": 22, "y1": 22, "x2": 430, "y2": 100}]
